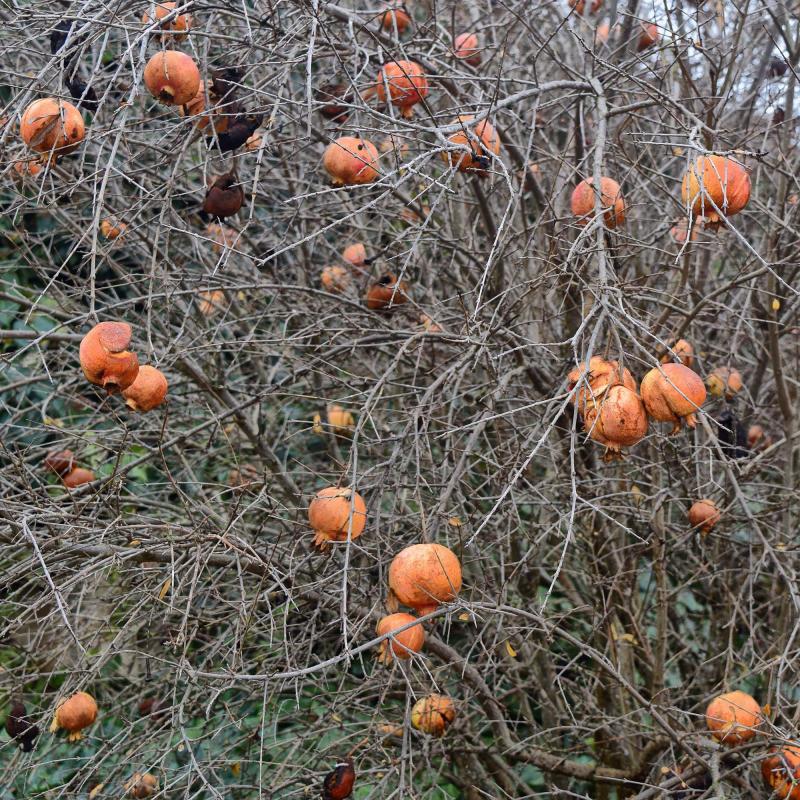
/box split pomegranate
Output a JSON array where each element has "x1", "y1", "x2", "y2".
[
  {"x1": 342, "y1": 242, "x2": 367, "y2": 268},
  {"x1": 79, "y1": 321, "x2": 140, "y2": 393},
  {"x1": 640, "y1": 363, "x2": 707, "y2": 433},
  {"x1": 660, "y1": 338, "x2": 694, "y2": 368},
  {"x1": 567, "y1": 356, "x2": 637, "y2": 414},
  {"x1": 688, "y1": 499, "x2": 720, "y2": 534},
  {"x1": 388, "y1": 543, "x2": 462, "y2": 615},
  {"x1": 375, "y1": 61, "x2": 428, "y2": 118},
  {"x1": 50, "y1": 691, "x2": 98, "y2": 742},
  {"x1": 571, "y1": 177, "x2": 625, "y2": 229},
  {"x1": 122, "y1": 365, "x2": 168, "y2": 412},
  {"x1": 125, "y1": 773, "x2": 159, "y2": 799},
  {"x1": 706, "y1": 367, "x2": 743, "y2": 399},
  {"x1": 375, "y1": 612, "x2": 425, "y2": 663},
  {"x1": 62, "y1": 467, "x2": 95, "y2": 488},
  {"x1": 637, "y1": 22, "x2": 659, "y2": 51},
  {"x1": 20, "y1": 98, "x2": 85, "y2": 157},
  {"x1": 321, "y1": 265, "x2": 350, "y2": 292},
  {"x1": 327, "y1": 404, "x2": 355, "y2": 433},
  {"x1": 762, "y1": 746, "x2": 800, "y2": 800},
  {"x1": 411, "y1": 694, "x2": 456, "y2": 736},
  {"x1": 582, "y1": 385, "x2": 648, "y2": 457},
  {"x1": 681, "y1": 155, "x2": 751, "y2": 227},
  {"x1": 323, "y1": 137, "x2": 380, "y2": 186},
  {"x1": 705, "y1": 690, "x2": 762, "y2": 745},
  {"x1": 100, "y1": 218, "x2": 126, "y2": 240},
  {"x1": 143, "y1": 50, "x2": 201, "y2": 106},
  {"x1": 366, "y1": 274, "x2": 409, "y2": 310},
  {"x1": 442, "y1": 115, "x2": 501, "y2": 174},
  {"x1": 142, "y1": 2, "x2": 192, "y2": 40},
  {"x1": 203, "y1": 173, "x2": 244, "y2": 218},
  {"x1": 454, "y1": 33, "x2": 481, "y2": 66},
  {"x1": 380, "y1": 4, "x2": 411, "y2": 33},
  {"x1": 43, "y1": 449, "x2": 76, "y2": 476},
  {"x1": 308, "y1": 486, "x2": 367, "y2": 548}
]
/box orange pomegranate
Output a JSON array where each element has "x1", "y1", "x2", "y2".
[
  {"x1": 323, "y1": 137, "x2": 380, "y2": 186},
  {"x1": 380, "y1": 4, "x2": 411, "y2": 33},
  {"x1": 63, "y1": 467, "x2": 95, "y2": 488},
  {"x1": 582, "y1": 385, "x2": 648, "y2": 457},
  {"x1": 595, "y1": 22, "x2": 610, "y2": 44},
  {"x1": 681, "y1": 156, "x2": 750, "y2": 226},
  {"x1": 205, "y1": 222, "x2": 237, "y2": 253},
  {"x1": 342, "y1": 242, "x2": 368, "y2": 268},
  {"x1": 122, "y1": 365, "x2": 168, "y2": 412},
  {"x1": 79, "y1": 321, "x2": 140, "y2": 393},
  {"x1": 44, "y1": 449, "x2": 76, "y2": 476},
  {"x1": 670, "y1": 217, "x2": 699, "y2": 244},
  {"x1": 688, "y1": 499, "x2": 720, "y2": 534},
  {"x1": 442, "y1": 115, "x2": 501, "y2": 174},
  {"x1": 197, "y1": 290, "x2": 226, "y2": 316},
  {"x1": 637, "y1": 22, "x2": 659, "y2": 51},
  {"x1": 13, "y1": 159, "x2": 43, "y2": 178},
  {"x1": 142, "y1": 2, "x2": 192, "y2": 39},
  {"x1": 180, "y1": 82, "x2": 229, "y2": 133},
  {"x1": 748, "y1": 424, "x2": 766, "y2": 449},
  {"x1": 366, "y1": 274, "x2": 409, "y2": 310},
  {"x1": 411, "y1": 694, "x2": 456, "y2": 736},
  {"x1": 706, "y1": 367, "x2": 743, "y2": 399},
  {"x1": 571, "y1": 177, "x2": 625, "y2": 229},
  {"x1": 20, "y1": 98, "x2": 85, "y2": 157},
  {"x1": 143, "y1": 50, "x2": 201, "y2": 106},
  {"x1": 640, "y1": 363, "x2": 706, "y2": 433},
  {"x1": 375, "y1": 61, "x2": 428, "y2": 118},
  {"x1": 376, "y1": 613, "x2": 425, "y2": 663},
  {"x1": 454, "y1": 33, "x2": 481, "y2": 66},
  {"x1": 705, "y1": 690, "x2": 762, "y2": 745},
  {"x1": 327, "y1": 404, "x2": 355, "y2": 434},
  {"x1": 569, "y1": 0, "x2": 603, "y2": 13},
  {"x1": 660, "y1": 339, "x2": 694, "y2": 368},
  {"x1": 567, "y1": 356, "x2": 636, "y2": 413},
  {"x1": 100, "y1": 218, "x2": 126, "y2": 240},
  {"x1": 762, "y1": 746, "x2": 800, "y2": 799},
  {"x1": 388, "y1": 543, "x2": 462, "y2": 615},
  {"x1": 125, "y1": 773, "x2": 159, "y2": 799},
  {"x1": 50, "y1": 692, "x2": 98, "y2": 742},
  {"x1": 308, "y1": 486, "x2": 367, "y2": 548},
  {"x1": 321, "y1": 265, "x2": 350, "y2": 292}
]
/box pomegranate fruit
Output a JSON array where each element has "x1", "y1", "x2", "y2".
[
  {"x1": 20, "y1": 98, "x2": 85, "y2": 157},
  {"x1": 50, "y1": 692, "x2": 98, "y2": 742},
  {"x1": 62, "y1": 467, "x2": 95, "y2": 488},
  {"x1": 706, "y1": 366, "x2": 743, "y2": 399},
  {"x1": 376, "y1": 612, "x2": 425, "y2": 663},
  {"x1": 122, "y1": 365, "x2": 168, "y2": 412},
  {"x1": 316, "y1": 83, "x2": 350, "y2": 123},
  {"x1": 366, "y1": 274, "x2": 409, "y2": 310},
  {"x1": 308, "y1": 486, "x2": 367, "y2": 548},
  {"x1": 142, "y1": 2, "x2": 192, "y2": 40},
  {"x1": 705, "y1": 690, "x2": 762, "y2": 745},
  {"x1": 660, "y1": 338, "x2": 694, "y2": 368},
  {"x1": 375, "y1": 61, "x2": 428, "y2": 118},
  {"x1": 326, "y1": 404, "x2": 355, "y2": 433},
  {"x1": 125, "y1": 773, "x2": 159, "y2": 799},
  {"x1": 571, "y1": 177, "x2": 625, "y2": 229},
  {"x1": 442, "y1": 115, "x2": 501, "y2": 174},
  {"x1": 454, "y1": 32, "x2": 481, "y2": 66},
  {"x1": 411, "y1": 694, "x2": 456, "y2": 736},
  {"x1": 637, "y1": 22, "x2": 659, "y2": 51},
  {"x1": 582, "y1": 385, "x2": 648, "y2": 457},
  {"x1": 180, "y1": 81, "x2": 229, "y2": 133},
  {"x1": 321, "y1": 265, "x2": 350, "y2": 292},
  {"x1": 197, "y1": 290, "x2": 226, "y2": 316},
  {"x1": 79, "y1": 321, "x2": 140, "y2": 393},
  {"x1": 380, "y1": 4, "x2": 411, "y2": 33},
  {"x1": 762, "y1": 746, "x2": 800, "y2": 800},
  {"x1": 342, "y1": 242, "x2": 367, "y2": 268},
  {"x1": 688, "y1": 499, "x2": 720, "y2": 534},
  {"x1": 681, "y1": 155, "x2": 750, "y2": 227},
  {"x1": 670, "y1": 217, "x2": 699, "y2": 244},
  {"x1": 100, "y1": 218, "x2": 126, "y2": 240},
  {"x1": 323, "y1": 137, "x2": 380, "y2": 186},
  {"x1": 143, "y1": 50, "x2": 200, "y2": 106},
  {"x1": 640, "y1": 363, "x2": 706, "y2": 433},
  {"x1": 43, "y1": 449, "x2": 75, "y2": 476},
  {"x1": 569, "y1": 0, "x2": 603, "y2": 14},
  {"x1": 388, "y1": 543, "x2": 462, "y2": 615},
  {"x1": 567, "y1": 356, "x2": 637, "y2": 413}
]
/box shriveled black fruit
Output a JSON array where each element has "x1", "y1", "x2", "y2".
[
  {"x1": 206, "y1": 113, "x2": 263, "y2": 153},
  {"x1": 203, "y1": 173, "x2": 245, "y2": 218},
  {"x1": 5, "y1": 701, "x2": 40, "y2": 752},
  {"x1": 66, "y1": 77, "x2": 99, "y2": 113}
]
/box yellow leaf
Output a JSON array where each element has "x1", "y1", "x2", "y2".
[
  {"x1": 772, "y1": 298, "x2": 781, "y2": 311},
  {"x1": 448, "y1": 516, "x2": 462, "y2": 527},
  {"x1": 89, "y1": 784, "x2": 105, "y2": 799},
  {"x1": 505, "y1": 641, "x2": 517, "y2": 658},
  {"x1": 631, "y1": 485, "x2": 643, "y2": 507},
  {"x1": 762, "y1": 704, "x2": 772, "y2": 716},
  {"x1": 332, "y1": 713, "x2": 342, "y2": 723},
  {"x1": 158, "y1": 578, "x2": 171, "y2": 600},
  {"x1": 231, "y1": 762, "x2": 241, "y2": 777},
  {"x1": 312, "y1": 414, "x2": 323, "y2": 434},
  {"x1": 458, "y1": 612, "x2": 471, "y2": 622},
  {"x1": 129, "y1": 539, "x2": 141, "y2": 547},
  {"x1": 43, "y1": 416, "x2": 63, "y2": 428}
]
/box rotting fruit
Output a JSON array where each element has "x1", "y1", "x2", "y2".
[
  {"x1": 62, "y1": 467, "x2": 95, "y2": 488},
  {"x1": 308, "y1": 486, "x2": 367, "y2": 548},
  {"x1": 100, "y1": 218, "x2": 126, "y2": 240},
  {"x1": 366, "y1": 274, "x2": 409, "y2": 310},
  {"x1": 376, "y1": 613, "x2": 425, "y2": 663},
  {"x1": 20, "y1": 98, "x2": 85, "y2": 158},
  {"x1": 143, "y1": 50, "x2": 201, "y2": 106},
  {"x1": 706, "y1": 366, "x2": 743, "y2": 399},
  {"x1": 323, "y1": 137, "x2": 380, "y2": 186},
  {"x1": 567, "y1": 356, "x2": 636, "y2": 414},
  {"x1": 43, "y1": 449, "x2": 75, "y2": 476},
  {"x1": 342, "y1": 242, "x2": 368, "y2": 268},
  {"x1": 411, "y1": 694, "x2": 456, "y2": 736},
  {"x1": 122, "y1": 365, "x2": 168, "y2": 412},
  {"x1": 79, "y1": 321, "x2": 140, "y2": 393},
  {"x1": 582, "y1": 385, "x2": 648, "y2": 459},
  {"x1": 125, "y1": 773, "x2": 159, "y2": 799},
  {"x1": 388, "y1": 543, "x2": 462, "y2": 615},
  {"x1": 688, "y1": 499, "x2": 720, "y2": 534},
  {"x1": 203, "y1": 173, "x2": 244, "y2": 218},
  {"x1": 571, "y1": 176, "x2": 625, "y2": 229},
  {"x1": 705, "y1": 690, "x2": 762, "y2": 745},
  {"x1": 442, "y1": 115, "x2": 501, "y2": 174},
  {"x1": 321, "y1": 265, "x2": 350, "y2": 293},
  {"x1": 762, "y1": 746, "x2": 800, "y2": 800},
  {"x1": 640, "y1": 363, "x2": 706, "y2": 434},
  {"x1": 50, "y1": 692, "x2": 98, "y2": 742}
]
